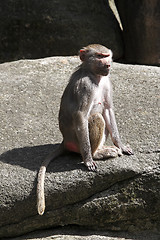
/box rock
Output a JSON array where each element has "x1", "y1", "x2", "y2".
[
  {"x1": 0, "y1": 0, "x2": 123, "y2": 63},
  {"x1": 115, "y1": 0, "x2": 160, "y2": 66},
  {"x1": 0, "y1": 57, "x2": 160, "y2": 238},
  {"x1": 5, "y1": 226, "x2": 160, "y2": 240}
]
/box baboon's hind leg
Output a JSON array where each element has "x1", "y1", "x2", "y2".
[
  {"x1": 88, "y1": 113, "x2": 105, "y2": 155},
  {"x1": 88, "y1": 113, "x2": 122, "y2": 160}
]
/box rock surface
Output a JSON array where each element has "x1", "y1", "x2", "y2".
[
  {"x1": 0, "y1": 0, "x2": 123, "y2": 63},
  {"x1": 4, "y1": 226, "x2": 160, "y2": 240},
  {"x1": 0, "y1": 57, "x2": 160, "y2": 238},
  {"x1": 115, "y1": 0, "x2": 160, "y2": 66}
]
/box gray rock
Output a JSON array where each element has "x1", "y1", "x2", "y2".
[
  {"x1": 0, "y1": 0, "x2": 123, "y2": 63},
  {"x1": 115, "y1": 0, "x2": 160, "y2": 66},
  {"x1": 0, "y1": 57, "x2": 159, "y2": 238}
]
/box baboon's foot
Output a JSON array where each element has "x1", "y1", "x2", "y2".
[{"x1": 93, "y1": 146, "x2": 122, "y2": 159}]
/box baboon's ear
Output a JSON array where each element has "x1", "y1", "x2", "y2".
[{"x1": 79, "y1": 48, "x2": 88, "y2": 62}]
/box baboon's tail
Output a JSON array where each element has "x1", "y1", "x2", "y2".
[{"x1": 37, "y1": 143, "x2": 64, "y2": 215}]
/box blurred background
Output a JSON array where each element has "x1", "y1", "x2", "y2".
[{"x1": 0, "y1": 0, "x2": 159, "y2": 65}]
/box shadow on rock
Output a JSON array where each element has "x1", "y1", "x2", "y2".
[{"x1": 0, "y1": 144, "x2": 86, "y2": 173}]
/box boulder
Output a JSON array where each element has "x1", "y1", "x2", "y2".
[
  {"x1": 0, "y1": 0, "x2": 123, "y2": 63},
  {"x1": 115, "y1": 0, "x2": 160, "y2": 66},
  {"x1": 0, "y1": 57, "x2": 160, "y2": 238}
]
